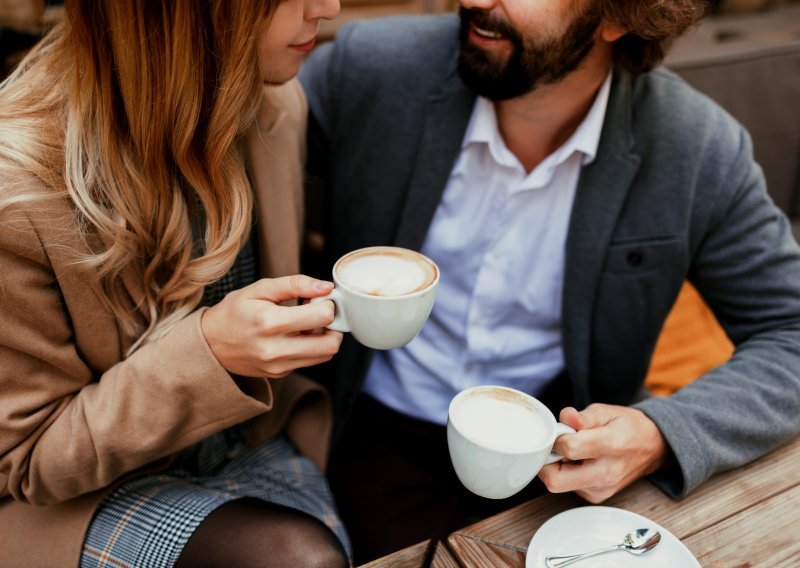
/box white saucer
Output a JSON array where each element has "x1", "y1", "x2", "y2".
[{"x1": 525, "y1": 506, "x2": 700, "y2": 568}]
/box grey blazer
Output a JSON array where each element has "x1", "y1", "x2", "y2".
[{"x1": 299, "y1": 15, "x2": 800, "y2": 498}]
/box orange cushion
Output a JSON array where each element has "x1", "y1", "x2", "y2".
[{"x1": 644, "y1": 282, "x2": 734, "y2": 396}]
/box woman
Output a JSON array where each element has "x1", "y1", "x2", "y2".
[{"x1": 0, "y1": 0, "x2": 348, "y2": 566}]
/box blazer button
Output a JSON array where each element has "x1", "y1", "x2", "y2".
[{"x1": 626, "y1": 251, "x2": 645, "y2": 267}]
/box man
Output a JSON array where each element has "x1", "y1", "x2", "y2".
[{"x1": 299, "y1": 0, "x2": 800, "y2": 562}]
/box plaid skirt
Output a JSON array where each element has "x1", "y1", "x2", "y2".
[{"x1": 80, "y1": 423, "x2": 352, "y2": 568}]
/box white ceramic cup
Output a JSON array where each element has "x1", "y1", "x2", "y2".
[
  {"x1": 447, "y1": 385, "x2": 576, "y2": 499},
  {"x1": 311, "y1": 246, "x2": 439, "y2": 350}
]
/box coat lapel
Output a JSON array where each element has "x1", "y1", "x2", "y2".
[
  {"x1": 394, "y1": 65, "x2": 476, "y2": 250},
  {"x1": 562, "y1": 73, "x2": 641, "y2": 405},
  {"x1": 246, "y1": 83, "x2": 304, "y2": 279},
  {"x1": 25, "y1": 200, "x2": 131, "y2": 363}
]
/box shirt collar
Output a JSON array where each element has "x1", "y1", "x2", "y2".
[
  {"x1": 462, "y1": 71, "x2": 613, "y2": 169},
  {"x1": 569, "y1": 70, "x2": 612, "y2": 166}
]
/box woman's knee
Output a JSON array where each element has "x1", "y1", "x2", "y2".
[
  {"x1": 176, "y1": 499, "x2": 347, "y2": 568},
  {"x1": 268, "y1": 534, "x2": 348, "y2": 568}
]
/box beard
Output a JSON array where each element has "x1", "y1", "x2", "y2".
[{"x1": 457, "y1": 6, "x2": 603, "y2": 100}]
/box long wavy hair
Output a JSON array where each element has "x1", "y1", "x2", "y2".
[
  {"x1": 0, "y1": 0, "x2": 279, "y2": 352},
  {"x1": 601, "y1": 0, "x2": 708, "y2": 73}
]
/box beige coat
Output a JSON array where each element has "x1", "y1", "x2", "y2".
[{"x1": 0, "y1": 80, "x2": 331, "y2": 567}]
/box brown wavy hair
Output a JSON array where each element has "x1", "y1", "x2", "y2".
[
  {"x1": 601, "y1": 0, "x2": 708, "y2": 74},
  {"x1": 0, "y1": 0, "x2": 279, "y2": 352}
]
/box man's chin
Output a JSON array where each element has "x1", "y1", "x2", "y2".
[{"x1": 458, "y1": 51, "x2": 531, "y2": 100}]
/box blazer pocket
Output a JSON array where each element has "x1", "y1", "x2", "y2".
[{"x1": 602, "y1": 235, "x2": 686, "y2": 276}]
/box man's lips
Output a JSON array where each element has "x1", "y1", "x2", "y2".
[
  {"x1": 468, "y1": 23, "x2": 509, "y2": 48},
  {"x1": 471, "y1": 23, "x2": 505, "y2": 40},
  {"x1": 290, "y1": 38, "x2": 316, "y2": 53}
]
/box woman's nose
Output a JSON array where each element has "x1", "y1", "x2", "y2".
[{"x1": 307, "y1": 0, "x2": 340, "y2": 22}]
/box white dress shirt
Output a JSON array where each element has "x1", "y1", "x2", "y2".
[{"x1": 362, "y1": 73, "x2": 612, "y2": 424}]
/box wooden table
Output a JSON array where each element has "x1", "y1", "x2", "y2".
[
  {"x1": 360, "y1": 540, "x2": 462, "y2": 568},
  {"x1": 362, "y1": 435, "x2": 799, "y2": 566},
  {"x1": 360, "y1": 540, "x2": 432, "y2": 568},
  {"x1": 447, "y1": 435, "x2": 800, "y2": 567}
]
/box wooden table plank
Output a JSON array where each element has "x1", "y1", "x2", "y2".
[
  {"x1": 449, "y1": 494, "x2": 585, "y2": 552},
  {"x1": 450, "y1": 435, "x2": 800, "y2": 553},
  {"x1": 447, "y1": 534, "x2": 526, "y2": 566},
  {"x1": 429, "y1": 540, "x2": 461, "y2": 568},
  {"x1": 606, "y1": 435, "x2": 800, "y2": 540},
  {"x1": 683, "y1": 484, "x2": 800, "y2": 567},
  {"x1": 359, "y1": 539, "x2": 431, "y2": 568}
]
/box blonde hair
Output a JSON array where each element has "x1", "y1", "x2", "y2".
[{"x1": 0, "y1": 0, "x2": 278, "y2": 352}]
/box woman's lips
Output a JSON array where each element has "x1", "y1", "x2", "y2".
[{"x1": 290, "y1": 38, "x2": 316, "y2": 53}]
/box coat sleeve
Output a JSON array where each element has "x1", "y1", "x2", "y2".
[
  {"x1": 0, "y1": 204, "x2": 273, "y2": 506},
  {"x1": 636, "y1": 122, "x2": 800, "y2": 498}
]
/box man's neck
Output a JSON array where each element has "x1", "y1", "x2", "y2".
[{"x1": 494, "y1": 47, "x2": 612, "y2": 173}]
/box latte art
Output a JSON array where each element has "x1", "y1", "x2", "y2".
[
  {"x1": 451, "y1": 394, "x2": 551, "y2": 452},
  {"x1": 336, "y1": 247, "x2": 437, "y2": 297}
]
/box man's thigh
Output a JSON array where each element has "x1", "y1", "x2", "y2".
[
  {"x1": 328, "y1": 395, "x2": 547, "y2": 564},
  {"x1": 328, "y1": 396, "x2": 464, "y2": 563}
]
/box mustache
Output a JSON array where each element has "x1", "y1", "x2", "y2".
[{"x1": 459, "y1": 7, "x2": 519, "y2": 41}]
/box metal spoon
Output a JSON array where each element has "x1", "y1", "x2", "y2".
[{"x1": 544, "y1": 527, "x2": 661, "y2": 567}]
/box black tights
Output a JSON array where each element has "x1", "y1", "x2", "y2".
[{"x1": 174, "y1": 499, "x2": 348, "y2": 568}]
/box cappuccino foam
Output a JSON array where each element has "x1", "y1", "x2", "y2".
[
  {"x1": 336, "y1": 248, "x2": 436, "y2": 297},
  {"x1": 452, "y1": 394, "x2": 550, "y2": 452}
]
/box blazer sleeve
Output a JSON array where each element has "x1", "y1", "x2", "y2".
[
  {"x1": 0, "y1": 203, "x2": 274, "y2": 506},
  {"x1": 636, "y1": 123, "x2": 800, "y2": 498}
]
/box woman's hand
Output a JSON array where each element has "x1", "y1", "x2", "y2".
[
  {"x1": 538, "y1": 404, "x2": 671, "y2": 503},
  {"x1": 200, "y1": 275, "x2": 342, "y2": 378}
]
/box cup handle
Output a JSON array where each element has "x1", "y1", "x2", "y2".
[
  {"x1": 544, "y1": 422, "x2": 577, "y2": 465},
  {"x1": 310, "y1": 288, "x2": 350, "y2": 333}
]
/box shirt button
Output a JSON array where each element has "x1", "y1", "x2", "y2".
[{"x1": 626, "y1": 251, "x2": 645, "y2": 267}]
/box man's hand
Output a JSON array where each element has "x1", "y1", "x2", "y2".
[{"x1": 538, "y1": 403, "x2": 670, "y2": 503}]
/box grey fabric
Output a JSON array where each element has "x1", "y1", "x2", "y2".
[{"x1": 299, "y1": 14, "x2": 800, "y2": 499}]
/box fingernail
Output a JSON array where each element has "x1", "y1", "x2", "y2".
[{"x1": 315, "y1": 280, "x2": 333, "y2": 291}]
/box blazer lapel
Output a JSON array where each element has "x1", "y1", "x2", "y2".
[
  {"x1": 562, "y1": 73, "x2": 641, "y2": 405},
  {"x1": 394, "y1": 66, "x2": 476, "y2": 250},
  {"x1": 246, "y1": 83, "x2": 304, "y2": 279}
]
